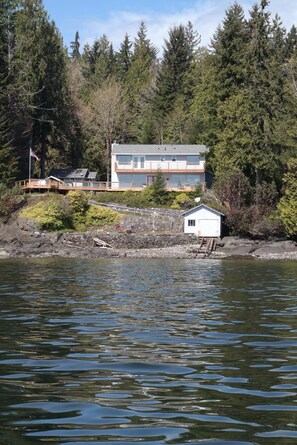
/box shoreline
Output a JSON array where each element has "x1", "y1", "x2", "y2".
[
  {"x1": 0, "y1": 236, "x2": 296, "y2": 261},
  {"x1": 0, "y1": 217, "x2": 296, "y2": 261}
]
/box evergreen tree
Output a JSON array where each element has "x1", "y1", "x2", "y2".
[
  {"x1": 134, "y1": 22, "x2": 158, "y2": 62},
  {"x1": 190, "y1": 48, "x2": 220, "y2": 160},
  {"x1": 150, "y1": 169, "x2": 168, "y2": 205},
  {"x1": 285, "y1": 24, "x2": 297, "y2": 58},
  {"x1": 274, "y1": 41, "x2": 297, "y2": 172},
  {"x1": 0, "y1": 116, "x2": 18, "y2": 185},
  {"x1": 70, "y1": 31, "x2": 80, "y2": 61},
  {"x1": 0, "y1": 0, "x2": 18, "y2": 183},
  {"x1": 211, "y1": 2, "x2": 247, "y2": 99},
  {"x1": 126, "y1": 22, "x2": 157, "y2": 99},
  {"x1": 125, "y1": 22, "x2": 158, "y2": 143},
  {"x1": 155, "y1": 24, "x2": 194, "y2": 118},
  {"x1": 12, "y1": 0, "x2": 72, "y2": 177},
  {"x1": 82, "y1": 35, "x2": 115, "y2": 89},
  {"x1": 194, "y1": 3, "x2": 249, "y2": 175},
  {"x1": 115, "y1": 33, "x2": 132, "y2": 81},
  {"x1": 244, "y1": 0, "x2": 281, "y2": 184}
]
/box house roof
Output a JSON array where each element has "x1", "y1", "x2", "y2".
[
  {"x1": 48, "y1": 168, "x2": 90, "y2": 180},
  {"x1": 182, "y1": 204, "x2": 224, "y2": 217},
  {"x1": 111, "y1": 144, "x2": 208, "y2": 155}
]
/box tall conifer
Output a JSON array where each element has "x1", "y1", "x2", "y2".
[{"x1": 0, "y1": 0, "x2": 18, "y2": 183}]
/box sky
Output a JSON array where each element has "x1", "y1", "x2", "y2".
[{"x1": 42, "y1": 0, "x2": 297, "y2": 53}]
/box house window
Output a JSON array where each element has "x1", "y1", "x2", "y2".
[
  {"x1": 118, "y1": 155, "x2": 132, "y2": 165},
  {"x1": 188, "y1": 219, "x2": 196, "y2": 226},
  {"x1": 187, "y1": 155, "x2": 200, "y2": 165}
]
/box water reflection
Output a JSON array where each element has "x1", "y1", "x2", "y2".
[{"x1": 0, "y1": 258, "x2": 296, "y2": 444}]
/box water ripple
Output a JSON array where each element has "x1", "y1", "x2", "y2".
[{"x1": 0, "y1": 258, "x2": 296, "y2": 444}]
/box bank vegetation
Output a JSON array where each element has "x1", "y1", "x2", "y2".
[{"x1": 0, "y1": 0, "x2": 296, "y2": 238}]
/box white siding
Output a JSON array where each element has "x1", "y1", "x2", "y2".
[
  {"x1": 184, "y1": 207, "x2": 222, "y2": 237},
  {"x1": 110, "y1": 144, "x2": 207, "y2": 190}
]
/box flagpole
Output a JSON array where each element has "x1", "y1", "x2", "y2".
[{"x1": 29, "y1": 146, "x2": 31, "y2": 187}]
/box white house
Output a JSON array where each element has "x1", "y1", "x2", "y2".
[
  {"x1": 182, "y1": 204, "x2": 224, "y2": 238},
  {"x1": 111, "y1": 143, "x2": 208, "y2": 190}
]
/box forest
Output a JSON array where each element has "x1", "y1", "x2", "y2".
[{"x1": 0, "y1": 0, "x2": 296, "y2": 237}]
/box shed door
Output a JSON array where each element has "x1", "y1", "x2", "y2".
[{"x1": 198, "y1": 219, "x2": 219, "y2": 237}]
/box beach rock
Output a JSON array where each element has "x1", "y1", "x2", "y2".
[
  {"x1": 0, "y1": 249, "x2": 9, "y2": 257},
  {"x1": 252, "y1": 240, "x2": 297, "y2": 256}
]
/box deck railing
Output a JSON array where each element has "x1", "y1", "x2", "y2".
[
  {"x1": 115, "y1": 161, "x2": 205, "y2": 172},
  {"x1": 17, "y1": 178, "x2": 206, "y2": 192}
]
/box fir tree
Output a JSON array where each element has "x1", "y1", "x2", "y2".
[
  {"x1": 12, "y1": 0, "x2": 72, "y2": 177},
  {"x1": 211, "y1": 2, "x2": 247, "y2": 99},
  {"x1": 155, "y1": 24, "x2": 194, "y2": 118},
  {"x1": 115, "y1": 33, "x2": 132, "y2": 81},
  {"x1": 285, "y1": 24, "x2": 297, "y2": 58},
  {"x1": 244, "y1": 0, "x2": 280, "y2": 184},
  {"x1": 125, "y1": 22, "x2": 158, "y2": 143},
  {"x1": 126, "y1": 22, "x2": 157, "y2": 99},
  {"x1": 82, "y1": 35, "x2": 115, "y2": 88},
  {"x1": 70, "y1": 31, "x2": 80, "y2": 61},
  {"x1": 0, "y1": 0, "x2": 18, "y2": 183}
]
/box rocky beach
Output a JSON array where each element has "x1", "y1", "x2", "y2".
[{"x1": 0, "y1": 214, "x2": 296, "y2": 260}]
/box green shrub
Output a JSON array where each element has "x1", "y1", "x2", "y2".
[
  {"x1": 21, "y1": 197, "x2": 71, "y2": 231},
  {"x1": 93, "y1": 190, "x2": 162, "y2": 208},
  {"x1": 170, "y1": 192, "x2": 193, "y2": 209},
  {"x1": 67, "y1": 190, "x2": 88, "y2": 214},
  {"x1": 85, "y1": 205, "x2": 119, "y2": 228},
  {"x1": 20, "y1": 194, "x2": 120, "y2": 232},
  {"x1": 93, "y1": 192, "x2": 127, "y2": 204},
  {"x1": 277, "y1": 158, "x2": 297, "y2": 238},
  {"x1": 66, "y1": 191, "x2": 89, "y2": 230}
]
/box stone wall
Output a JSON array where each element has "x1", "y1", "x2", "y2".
[{"x1": 60, "y1": 232, "x2": 198, "y2": 249}]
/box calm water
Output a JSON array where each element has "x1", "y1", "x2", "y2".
[{"x1": 0, "y1": 258, "x2": 296, "y2": 445}]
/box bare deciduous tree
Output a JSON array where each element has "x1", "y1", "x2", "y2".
[{"x1": 83, "y1": 78, "x2": 129, "y2": 182}]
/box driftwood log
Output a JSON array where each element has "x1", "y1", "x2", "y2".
[{"x1": 93, "y1": 237, "x2": 112, "y2": 248}]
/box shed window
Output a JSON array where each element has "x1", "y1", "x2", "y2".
[{"x1": 188, "y1": 219, "x2": 196, "y2": 227}]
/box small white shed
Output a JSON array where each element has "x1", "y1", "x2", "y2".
[{"x1": 182, "y1": 204, "x2": 224, "y2": 237}]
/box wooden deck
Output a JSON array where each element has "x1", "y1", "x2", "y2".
[
  {"x1": 17, "y1": 179, "x2": 202, "y2": 193},
  {"x1": 17, "y1": 179, "x2": 143, "y2": 193}
]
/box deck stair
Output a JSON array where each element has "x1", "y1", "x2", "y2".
[{"x1": 196, "y1": 237, "x2": 216, "y2": 258}]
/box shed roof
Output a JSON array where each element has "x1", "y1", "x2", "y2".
[
  {"x1": 182, "y1": 204, "x2": 224, "y2": 217},
  {"x1": 48, "y1": 168, "x2": 89, "y2": 179},
  {"x1": 112, "y1": 144, "x2": 208, "y2": 155},
  {"x1": 88, "y1": 171, "x2": 98, "y2": 180}
]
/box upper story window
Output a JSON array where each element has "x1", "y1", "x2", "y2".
[
  {"x1": 187, "y1": 155, "x2": 200, "y2": 165},
  {"x1": 117, "y1": 155, "x2": 132, "y2": 165}
]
